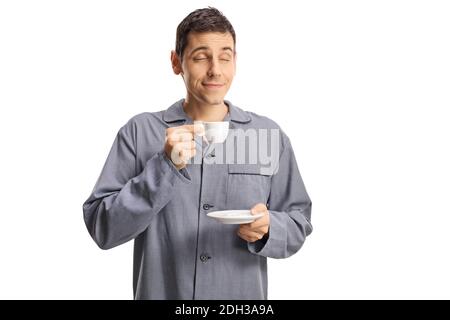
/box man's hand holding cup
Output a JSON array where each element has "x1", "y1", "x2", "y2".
[{"x1": 164, "y1": 123, "x2": 205, "y2": 170}]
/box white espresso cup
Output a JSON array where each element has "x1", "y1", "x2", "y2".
[{"x1": 194, "y1": 121, "x2": 229, "y2": 144}]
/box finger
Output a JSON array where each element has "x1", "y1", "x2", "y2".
[
  {"x1": 246, "y1": 219, "x2": 269, "y2": 230},
  {"x1": 167, "y1": 132, "x2": 194, "y2": 143},
  {"x1": 172, "y1": 141, "x2": 196, "y2": 154},
  {"x1": 176, "y1": 132, "x2": 195, "y2": 142},
  {"x1": 175, "y1": 124, "x2": 205, "y2": 137},
  {"x1": 242, "y1": 224, "x2": 269, "y2": 235},
  {"x1": 166, "y1": 125, "x2": 192, "y2": 136},
  {"x1": 175, "y1": 141, "x2": 196, "y2": 155},
  {"x1": 170, "y1": 145, "x2": 188, "y2": 166},
  {"x1": 250, "y1": 203, "x2": 268, "y2": 215},
  {"x1": 167, "y1": 126, "x2": 192, "y2": 138},
  {"x1": 174, "y1": 127, "x2": 195, "y2": 134},
  {"x1": 174, "y1": 140, "x2": 196, "y2": 149},
  {"x1": 238, "y1": 232, "x2": 262, "y2": 243},
  {"x1": 180, "y1": 148, "x2": 196, "y2": 161},
  {"x1": 240, "y1": 224, "x2": 267, "y2": 236},
  {"x1": 238, "y1": 228, "x2": 264, "y2": 242},
  {"x1": 170, "y1": 151, "x2": 185, "y2": 166},
  {"x1": 248, "y1": 214, "x2": 270, "y2": 229},
  {"x1": 165, "y1": 126, "x2": 177, "y2": 135},
  {"x1": 237, "y1": 229, "x2": 253, "y2": 242},
  {"x1": 193, "y1": 123, "x2": 206, "y2": 136}
]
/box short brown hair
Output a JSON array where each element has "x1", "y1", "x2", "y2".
[{"x1": 175, "y1": 7, "x2": 236, "y2": 60}]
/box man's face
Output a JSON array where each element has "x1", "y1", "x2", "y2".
[{"x1": 173, "y1": 32, "x2": 236, "y2": 106}]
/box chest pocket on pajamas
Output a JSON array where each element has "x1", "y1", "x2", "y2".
[{"x1": 226, "y1": 164, "x2": 272, "y2": 210}]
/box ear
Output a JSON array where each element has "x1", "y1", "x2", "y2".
[{"x1": 171, "y1": 50, "x2": 183, "y2": 75}]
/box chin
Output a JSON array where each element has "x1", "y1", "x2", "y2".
[{"x1": 203, "y1": 96, "x2": 225, "y2": 105}]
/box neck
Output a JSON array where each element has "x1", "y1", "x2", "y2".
[{"x1": 183, "y1": 96, "x2": 229, "y2": 122}]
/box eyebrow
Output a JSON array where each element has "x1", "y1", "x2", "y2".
[{"x1": 190, "y1": 46, "x2": 234, "y2": 56}]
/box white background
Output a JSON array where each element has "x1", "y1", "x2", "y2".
[{"x1": 1, "y1": 0, "x2": 449, "y2": 299}]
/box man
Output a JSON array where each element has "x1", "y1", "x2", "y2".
[{"x1": 83, "y1": 7, "x2": 312, "y2": 300}]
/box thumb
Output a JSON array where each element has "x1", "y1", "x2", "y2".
[
  {"x1": 250, "y1": 203, "x2": 267, "y2": 215},
  {"x1": 193, "y1": 122, "x2": 206, "y2": 136}
]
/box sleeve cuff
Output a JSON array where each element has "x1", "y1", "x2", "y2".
[{"x1": 247, "y1": 210, "x2": 286, "y2": 257}]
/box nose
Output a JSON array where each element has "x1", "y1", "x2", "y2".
[{"x1": 207, "y1": 58, "x2": 222, "y2": 78}]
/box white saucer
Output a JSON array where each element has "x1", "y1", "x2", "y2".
[{"x1": 206, "y1": 210, "x2": 264, "y2": 224}]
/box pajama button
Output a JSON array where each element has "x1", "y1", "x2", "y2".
[
  {"x1": 203, "y1": 204, "x2": 213, "y2": 210},
  {"x1": 200, "y1": 254, "x2": 211, "y2": 262}
]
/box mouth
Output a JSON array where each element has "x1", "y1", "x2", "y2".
[{"x1": 202, "y1": 83, "x2": 225, "y2": 89}]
